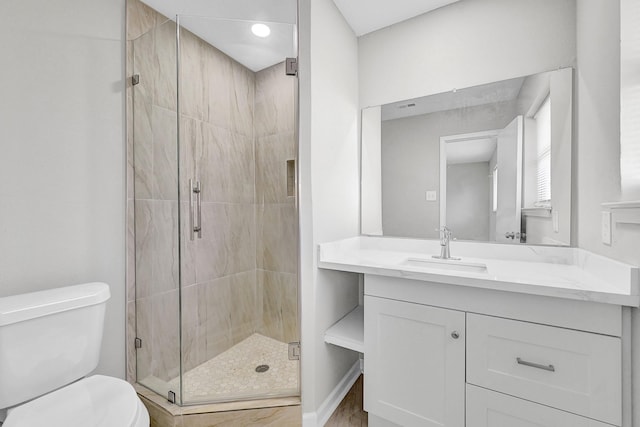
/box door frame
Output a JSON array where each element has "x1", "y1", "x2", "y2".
[{"x1": 439, "y1": 129, "x2": 500, "y2": 230}]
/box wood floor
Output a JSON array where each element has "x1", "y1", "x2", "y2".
[{"x1": 325, "y1": 375, "x2": 368, "y2": 426}]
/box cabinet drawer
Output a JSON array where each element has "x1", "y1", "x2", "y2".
[
  {"x1": 466, "y1": 384, "x2": 613, "y2": 427},
  {"x1": 467, "y1": 314, "x2": 621, "y2": 426}
]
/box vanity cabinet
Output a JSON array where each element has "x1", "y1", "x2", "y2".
[
  {"x1": 363, "y1": 275, "x2": 627, "y2": 427},
  {"x1": 364, "y1": 296, "x2": 465, "y2": 427}
]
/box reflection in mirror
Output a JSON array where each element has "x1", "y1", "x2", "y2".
[{"x1": 361, "y1": 67, "x2": 573, "y2": 246}]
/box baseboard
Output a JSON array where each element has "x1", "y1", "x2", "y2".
[{"x1": 303, "y1": 359, "x2": 362, "y2": 427}]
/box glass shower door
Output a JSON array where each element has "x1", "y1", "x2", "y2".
[
  {"x1": 177, "y1": 15, "x2": 300, "y2": 405},
  {"x1": 132, "y1": 16, "x2": 182, "y2": 402}
]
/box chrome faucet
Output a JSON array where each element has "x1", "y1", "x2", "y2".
[{"x1": 433, "y1": 226, "x2": 459, "y2": 260}]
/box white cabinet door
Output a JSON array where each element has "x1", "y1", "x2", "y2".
[
  {"x1": 364, "y1": 295, "x2": 465, "y2": 427},
  {"x1": 466, "y1": 384, "x2": 613, "y2": 427}
]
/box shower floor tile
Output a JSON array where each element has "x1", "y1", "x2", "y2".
[{"x1": 169, "y1": 333, "x2": 299, "y2": 403}]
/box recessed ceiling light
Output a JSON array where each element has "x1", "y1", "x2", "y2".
[{"x1": 251, "y1": 23, "x2": 271, "y2": 38}]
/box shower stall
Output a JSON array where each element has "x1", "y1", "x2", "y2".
[{"x1": 127, "y1": 0, "x2": 299, "y2": 406}]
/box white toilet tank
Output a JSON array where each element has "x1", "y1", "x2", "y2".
[{"x1": 0, "y1": 283, "x2": 111, "y2": 410}]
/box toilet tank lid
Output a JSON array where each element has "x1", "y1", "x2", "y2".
[{"x1": 0, "y1": 282, "x2": 110, "y2": 326}]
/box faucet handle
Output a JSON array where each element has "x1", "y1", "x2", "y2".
[{"x1": 438, "y1": 226, "x2": 452, "y2": 245}]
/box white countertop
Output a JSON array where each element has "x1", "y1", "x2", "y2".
[{"x1": 318, "y1": 237, "x2": 640, "y2": 307}]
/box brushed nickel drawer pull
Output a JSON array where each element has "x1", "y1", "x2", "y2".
[{"x1": 516, "y1": 357, "x2": 555, "y2": 372}]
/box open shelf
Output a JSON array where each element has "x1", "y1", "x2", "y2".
[{"x1": 324, "y1": 305, "x2": 364, "y2": 353}]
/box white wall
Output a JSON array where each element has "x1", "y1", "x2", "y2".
[
  {"x1": 0, "y1": 0, "x2": 126, "y2": 378},
  {"x1": 361, "y1": 106, "x2": 383, "y2": 235},
  {"x1": 299, "y1": 0, "x2": 361, "y2": 422},
  {"x1": 358, "y1": 0, "x2": 577, "y2": 108},
  {"x1": 548, "y1": 69, "x2": 573, "y2": 245},
  {"x1": 381, "y1": 101, "x2": 516, "y2": 238},
  {"x1": 574, "y1": 1, "x2": 637, "y2": 263},
  {"x1": 446, "y1": 162, "x2": 490, "y2": 241},
  {"x1": 620, "y1": 0, "x2": 640, "y2": 200}
]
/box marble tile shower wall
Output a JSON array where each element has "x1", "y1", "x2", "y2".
[
  {"x1": 255, "y1": 63, "x2": 298, "y2": 345},
  {"x1": 126, "y1": 0, "x2": 298, "y2": 385},
  {"x1": 178, "y1": 27, "x2": 258, "y2": 375}
]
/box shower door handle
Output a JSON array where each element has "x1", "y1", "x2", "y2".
[{"x1": 190, "y1": 179, "x2": 202, "y2": 240}]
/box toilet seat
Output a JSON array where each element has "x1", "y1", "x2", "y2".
[{"x1": 3, "y1": 375, "x2": 149, "y2": 427}]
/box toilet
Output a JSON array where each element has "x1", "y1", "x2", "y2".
[{"x1": 0, "y1": 282, "x2": 149, "y2": 427}]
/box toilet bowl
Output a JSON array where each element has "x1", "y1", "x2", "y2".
[
  {"x1": 0, "y1": 283, "x2": 149, "y2": 427},
  {"x1": 3, "y1": 376, "x2": 149, "y2": 427}
]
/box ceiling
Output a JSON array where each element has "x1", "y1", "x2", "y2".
[
  {"x1": 140, "y1": 0, "x2": 460, "y2": 72},
  {"x1": 141, "y1": 0, "x2": 296, "y2": 72},
  {"x1": 381, "y1": 77, "x2": 526, "y2": 121},
  {"x1": 332, "y1": 0, "x2": 460, "y2": 36},
  {"x1": 446, "y1": 137, "x2": 497, "y2": 165}
]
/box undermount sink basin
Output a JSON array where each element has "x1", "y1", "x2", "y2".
[{"x1": 401, "y1": 257, "x2": 488, "y2": 273}]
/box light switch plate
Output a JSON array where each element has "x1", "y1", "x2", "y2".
[
  {"x1": 601, "y1": 211, "x2": 611, "y2": 245},
  {"x1": 426, "y1": 191, "x2": 437, "y2": 201},
  {"x1": 552, "y1": 210, "x2": 559, "y2": 233}
]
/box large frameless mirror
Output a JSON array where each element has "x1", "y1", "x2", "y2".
[{"x1": 361, "y1": 67, "x2": 573, "y2": 246}]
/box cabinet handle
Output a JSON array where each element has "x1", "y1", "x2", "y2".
[
  {"x1": 451, "y1": 331, "x2": 460, "y2": 339},
  {"x1": 516, "y1": 357, "x2": 555, "y2": 372}
]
